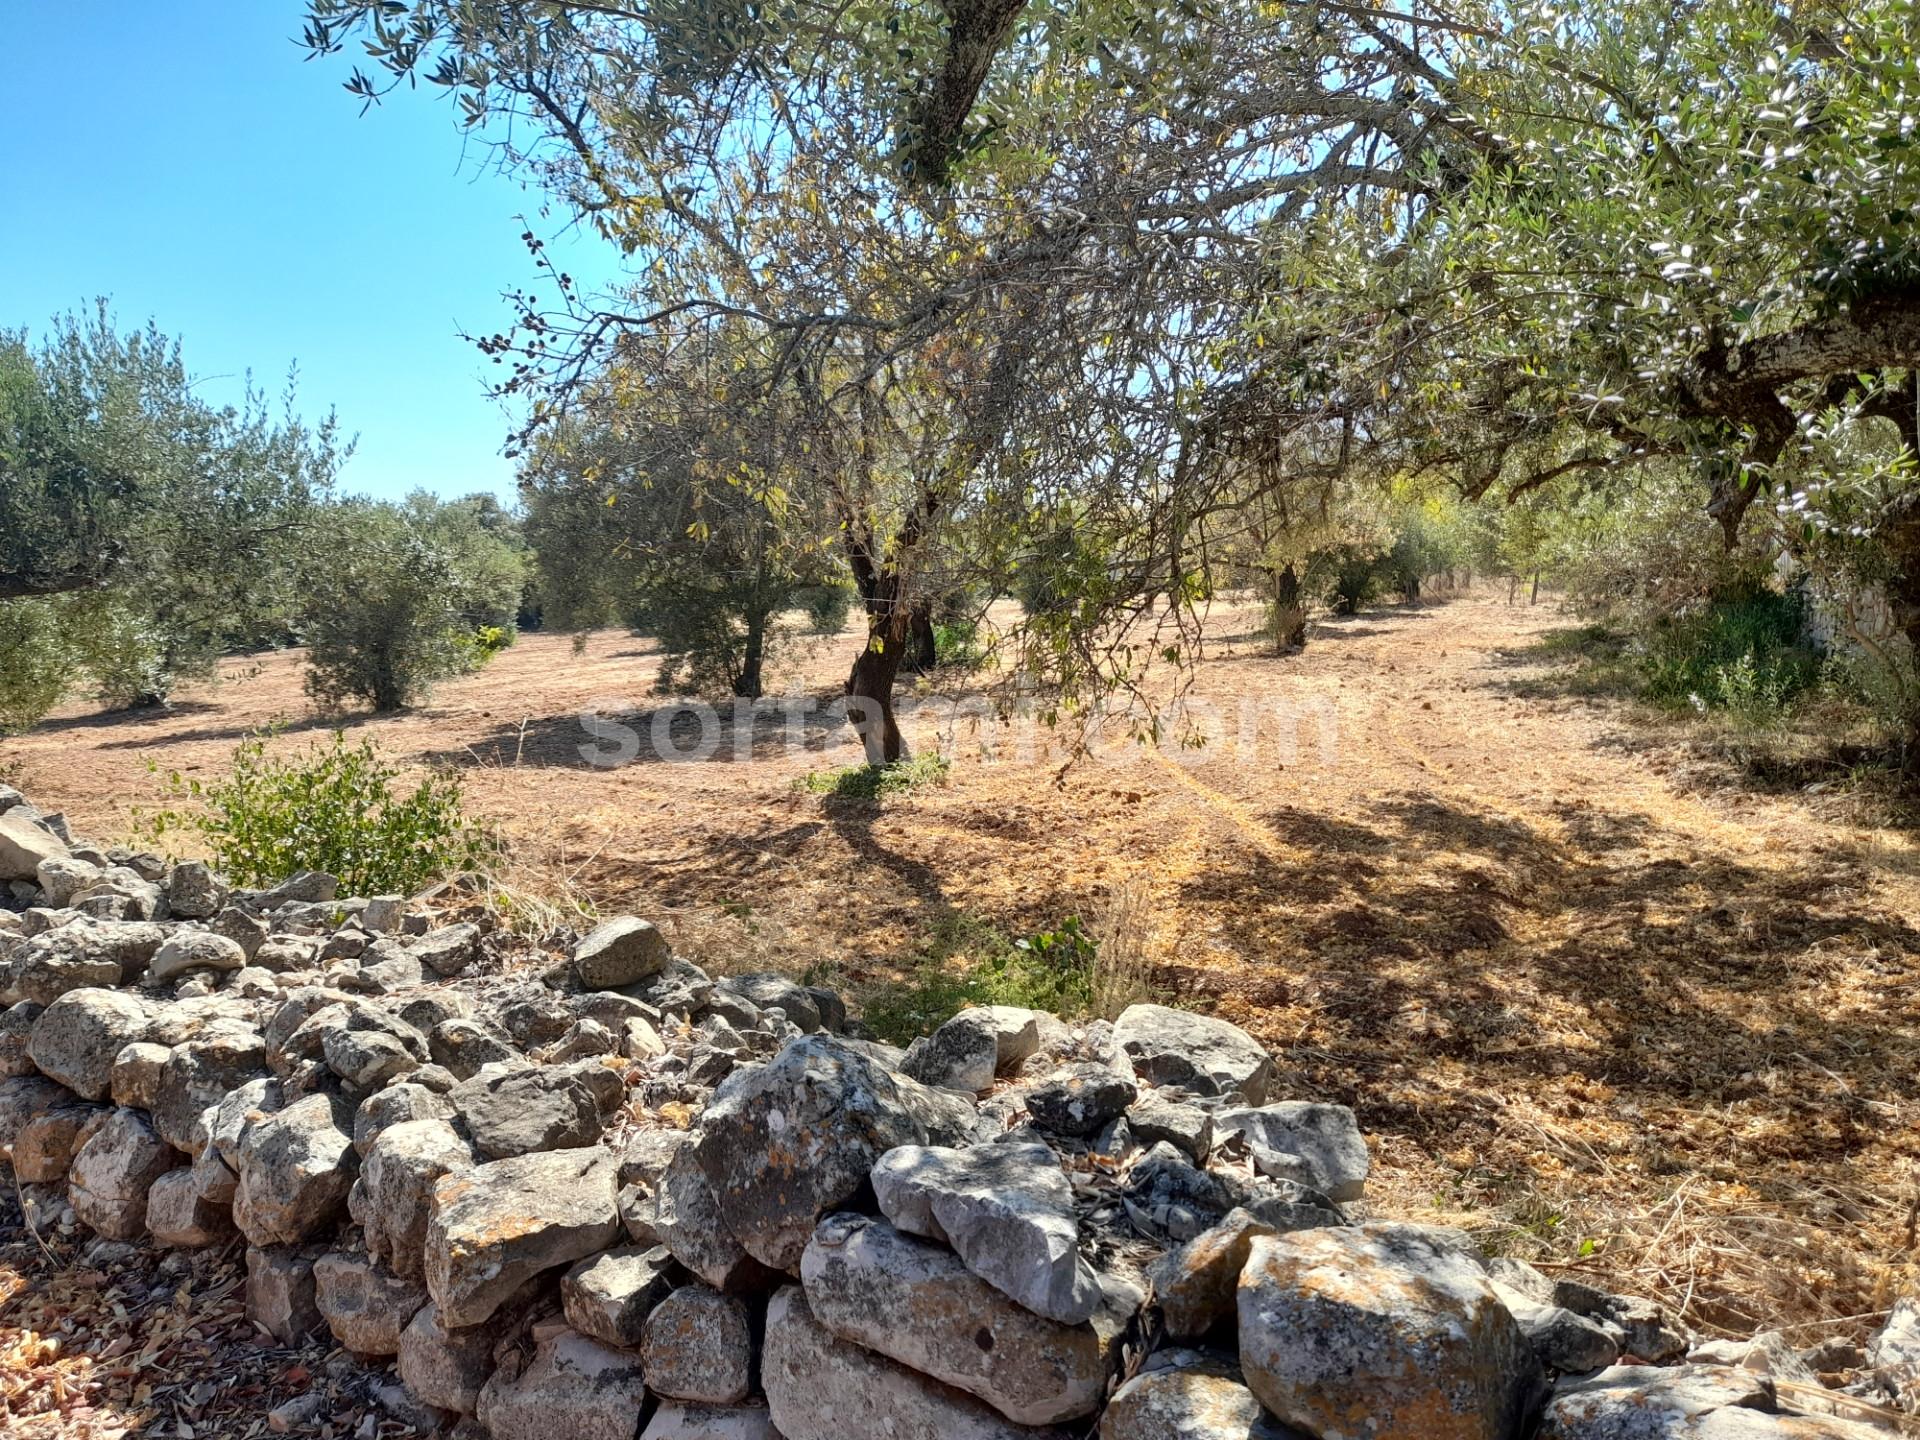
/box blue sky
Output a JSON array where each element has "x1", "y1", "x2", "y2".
[{"x1": 0, "y1": 2, "x2": 619, "y2": 503}]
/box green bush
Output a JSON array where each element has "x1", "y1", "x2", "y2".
[
  {"x1": 0, "y1": 599, "x2": 71, "y2": 734},
  {"x1": 932, "y1": 618, "x2": 990, "y2": 671},
  {"x1": 798, "y1": 584, "x2": 854, "y2": 635},
  {"x1": 1640, "y1": 587, "x2": 1822, "y2": 721},
  {"x1": 800, "y1": 753, "x2": 951, "y2": 800},
  {"x1": 858, "y1": 914, "x2": 1106, "y2": 1044},
  {"x1": 143, "y1": 731, "x2": 495, "y2": 894}
]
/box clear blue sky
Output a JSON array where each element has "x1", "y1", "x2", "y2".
[{"x1": 0, "y1": 2, "x2": 618, "y2": 503}]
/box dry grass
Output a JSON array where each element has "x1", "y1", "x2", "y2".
[{"x1": 5, "y1": 591, "x2": 1920, "y2": 1361}]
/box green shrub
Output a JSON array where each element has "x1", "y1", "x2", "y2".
[
  {"x1": 857, "y1": 913, "x2": 1112, "y2": 1044},
  {"x1": 142, "y1": 731, "x2": 495, "y2": 894},
  {"x1": 800, "y1": 753, "x2": 951, "y2": 800},
  {"x1": 0, "y1": 598, "x2": 71, "y2": 734},
  {"x1": 1640, "y1": 587, "x2": 1822, "y2": 721},
  {"x1": 932, "y1": 618, "x2": 990, "y2": 671},
  {"x1": 797, "y1": 584, "x2": 854, "y2": 635}
]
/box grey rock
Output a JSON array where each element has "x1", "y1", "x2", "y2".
[
  {"x1": 36, "y1": 855, "x2": 102, "y2": 908},
  {"x1": 641, "y1": 1283, "x2": 756, "y2": 1405},
  {"x1": 211, "y1": 906, "x2": 271, "y2": 960},
  {"x1": 151, "y1": 1027, "x2": 270, "y2": 1151},
  {"x1": 1025, "y1": 1063, "x2": 1137, "y2": 1137},
  {"x1": 903, "y1": 1010, "x2": 1000, "y2": 1094},
  {"x1": 688, "y1": 1034, "x2": 977, "y2": 1272},
  {"x1": 396, "y1": 990, "x2": 475, "y2": 1034},
  {"x1": 399, "y1": 1302, "x2": 499, "y2": 1415},
  {"x1": 627, "y1": 955, "x2": 715, "y2": 1015},
  {"x1": 562, "y1": 1243, "x2": 680, "y2": 1348},
  {"x1": 0, "y1": 810, "x2": 68, "y2": 882},
  {"x1": 323, "y1": 1023, "x2": 422, "y2": 1089},
  {"x1": 410, "y1": 922, "x2": 482, "y2": 977},
  {"x1": 764, "y1": 1286, "x2": 1066, "y2": 1440},
  {"x1": 1127, "y1": 1091, "x2": 1214, "y2": 1160},
  {"x1": 430, "y1": 1018, "x2": 522, "y2": 1079},
  {"x1": 231, "y1": 1091, "x2": 359, "y2": 1245},
  {"x1": 166, "y1": 861, "x2": 228, "y2": 920},
  {"x1": 0, "y1": 1000, "x2": 44, "y2": 1077},
  {"x1": 9, "y1": 930, "x2": 123, "y2": 1004},
  {"x1": 654, "y1": 1139, "x2": 781, "y2": 1293},
  {"x1": 1113, "y1": 1004, "x2": 1271, "y2": 1102},
  {"x1": 873, "y1": 1141, "x2": 1102, "y2": 1325},
  {"x1": 1215, "y1": 1102, "x2": 1370, "y2": 1201},
  {"x1": 572, "y1": 915, "x2": 670, "y2": 989},
  {"x1": 425, "y1": 1145, "x2": 621, "y2": 1326},
  {"x1": 476, "y1": 1329, "x2": 651, "y2": 1440},
  {"x1": 642, "y1": 1402, "x2": 783, "y2": 1440},
  {"x1": 353, "y1": 1080, "x2": 453, "y2": 1156},
  {"x1": 314, "y1": 1250, "x2": 429, "y2": 1354},
  {"x1": 1102, "y1": 1353, "x2": 1309, "y2": 1440},
  {"x1": 1239, "y1": 1223, "x2": 1546, "y2": 1440},
  {"x1": 361, "y1": 1117, "x2": 474, "y2": 1278},
  {"x1": 450, "y1": 1063, "x2": 608, "y2": 1159},
  {"x1": 69, "y1": 1107, "x2": 181, "y2": 1239},
  {"x1": 28, "y1": 988, "x2": 149, "y2": 1100},
  {"x1": 547, "y1": 1017, "x2": 618, "y2": 1061},
  {"x1": 1550, "y1": 1278, "x2": 1691, "y2": 1364},
  {"x1": 804, "y1": 1212, "x2": 1135, "y2": 1424},
  {"x1": 150, "y1": 930, "x2": 248, "y2": 982},
  {"x1": 257, "y1": 870, "x2": 339, "y2": 907},
  {"x1": 721, "y1": 972, "x2": 823, "y2": 1032},
  {"x1": 247, "y1": 1244, "x2": 326, "y2": 1344},
  {"x1": 145, "y1": 1164, "x2": 236, "y2": 1246}
]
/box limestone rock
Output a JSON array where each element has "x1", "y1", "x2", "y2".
[
  {"x1": 314, "y1": 1250, "x2": 429, "y2": 1354},
  {"x1": 0, "y1": 810, "x2": 68, "y2": 882},
  {"x1": 247, "y1": 1244, "x2": 326, "y2": 1344},
  {"x1": 642, "y1": 1402, "x2": 783, "y2": 1440},
  {"x1": 68, "y1": 1107, "x2": 181, "y2": 1239},
  {"x1": 803, "y1": 1212, "x2": 1135, "y2": 1424},
  {"x1": 903, "y1": 1010, "x2": 1000, "y2": 1094},
  {"x1": 399, "y1": 1302, "x2": 498, "y2": 1415},
  {"x1": 1024, "y1": 1064, "x2": 1138, "y2": 1138},
  {"x1": 430, "y1": 1018, "x2": 522, "y2": 1079},
  {"x1": 151, "y1": 1028, "x2": 269, "y2": 1151},
  {"x1": 1113, "y1": 1004, "x2": 1271, "y2": 1102},
  {"x1": 562, "y1": 1243, "x2": 680, "y2": 1348},
  {"x1": 1238, "y1": 1224, "x2": 1546, "y2": 1440},
  {"x1": 1102, "y1": 1354, "x2": 1308, "y2": 1440},
  {"x1": 1531, "y1": 1364, "x2": 1888, "y2": 1438},
  {"x1": 476, "y1": 1329, "x2": 651, "y2": 1440},
  {"x1": 425, "y1": 1146, "x2": 621, "y2": 1326},
  {"x1": 0, "y1": 1073, "x2": 75, "y2": 1148},
  {"x1": 1127, "y1": 1092, "x2": 1214, "y2": 1161},
  {"x1": 1215, "y1": 1102, "x2": 1371, "y2": 1202},
  {"x1": 150, "y1": 931, "x2": 248, "y2": 983},
  {"x1": 231, "y1": 1092, "x2": 359, "y2": 1245},
  {"x1": 109, "y1": 1040, "x2": 173, "y2": 1110},
  {"x1": 450, "y1": 1063, "x2": 608, "y2": 1159},
  {"x1": 29, "y1": 988, "x2": 150, "y2": 1100},
  {"x1": 654, "y1": 1139, "x2": 780, "y2": 1293},
  {"x1": 145, "y1": 1165, "x2": 236, "y2": 1247},
  {"x1": 0, "y1": 1000, "x2": 44, "y2": 1077},
  {"x1": 967, "y1": 1005, "x2": 1047, "y2": 1074},
  {"x1": 873, "y1": 1141, "x2": 1101, "y2": 1325},
  {"x1": 412, "y1": 922, "x2": 482, "y2": 977},
  {"x1": 14, "y1": 1102, "x2": 108, "y2": 1182},
  {"x1": 166, "y1": 861, "x2": 228, "y2": 920},
  {"x1": 1150, "y1": 1208, "x2": 1282, "y2": 1340},
  {"x1": 763, "y1": 1286, "x2": 1068, "y2": 1440},
  {"x1": 571, "y1": 915, "x2": 670, "y2": 989},
  {"x1": 641, "y1": 1283, "x2": 756, "y2": 1405},
  {"x1": 690, "y1": 1035, "x2": 978, "y2": 1271},
  {"x1": 352, "y1": 1080, "x2": 453, "y2": 1156},
  {"x1": 361, "y1": 1117, "x2": 474, "y2": 1278}
]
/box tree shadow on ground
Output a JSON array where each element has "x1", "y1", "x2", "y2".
[
  {"x1": 32, "y1": 698, "x2": 224, "y2": 737},
  {"x1": 441, "y1": 695, "x2": 856, "y2": 769},
  {"x1": 1164, "y1": 784, "x2": 1920, "y2": 1206}
]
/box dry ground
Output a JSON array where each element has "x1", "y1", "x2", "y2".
[{"x1": 5, "y1": 589, "x2": 1920, "y2": 1359}]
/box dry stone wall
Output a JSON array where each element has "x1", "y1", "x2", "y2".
[{"x1": 1, "y1": 781, "x2": 1915, "y2": 1440}]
